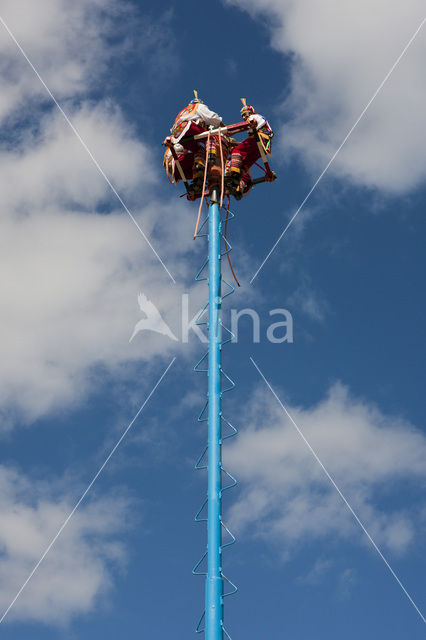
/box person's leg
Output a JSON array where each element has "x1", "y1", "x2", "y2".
[
  {"x1": 173, "y1": 152, "x2": 194, "y2": 182},
  {"x1": 193, "y1": 148, "x2": 206, "y2": 182},
  {"x1": 231, "y1": 172, "x2": 252, "y2": 200},
  {"x1": 191, "y1": 152, "x2": 205, "y2": 196},
  {"x1": 240, "y1": 172, "x2": 253, "y2": 197},
  {"x1": 238, "y1": 137, "x2": 261, "y2": 170},
  {"x1": 205, "y1": 133, "x2": 217, "y2": 166},
  {"x1": 206, "y1": 136, "x2": 230, "y2": 190},
  {"x1": 180, "y1": 123, "x2": 206, "y2": 190},
  {"x1": 182, "y1": 122, "x2": 206, "y2": 155},
  {"x1": 226, "y1": 137, "x2": 257, "y2": 187}
]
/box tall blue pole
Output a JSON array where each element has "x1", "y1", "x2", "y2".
[{"x1": 206, "y1": 189, "x2": 223, "y2": 640}]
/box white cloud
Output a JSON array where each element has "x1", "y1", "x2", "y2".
[
  {"x1": 287, "y1": 277, "x2": 328, "y2": 323},
  {"x1": 0, "y1": 101, "x2": 155, "y2": 212},
  {"x1": 0, "y1": 465, "x2": 132, "y2": 625},
  {"x1": 225, "y1": 383, "x2": 426, "y2": 555},
  {"x1": 296, "y1": 557, "x2": 332, "y2": 585},
  {"x1": 225, "y1": 0, "x2": 426, "y2": 193},
  {"x1": 0, "y1": 1, "x2": 206, "y2": 428},
  {"x1": 0, "y1": 0, "x2": 129, "y2": 123},
  {"x1": 337, "y1": 567, "x2": 357, "y2": 600},
  {"x1": 0, "y1": 97, "x2": 206, "y2": 426},
  {"x1": 0, "y1": 0, "x2": 193, "y2": 629}
]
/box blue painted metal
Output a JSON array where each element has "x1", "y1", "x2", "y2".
[
  {"x1": 193, "y1": 192, "x2": 238, "y2": 639},
  {"x1": 206, "y1": 190, "x2": 223, "y2": 640}
]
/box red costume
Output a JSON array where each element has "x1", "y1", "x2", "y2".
[
  {"x1": 228, "y1": 110, "x2": 273, "y2": 177},
  {"x1": 163, "y1": 96, "x2": 222, "y2": 185},
  {"x1": 164, "y1": 121, "x2": 206, "y2": 183}
]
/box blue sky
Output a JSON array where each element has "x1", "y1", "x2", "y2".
[{"x1": 0, "y1": 1, "x2": 426, "y2": 638}]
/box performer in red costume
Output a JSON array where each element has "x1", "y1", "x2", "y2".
[
  {"x1": 163, "y1": 91, "x2": 223, "y2": 193},
  {"x1": 226, "y1": 101, "x2": 273, "y2": 197}
]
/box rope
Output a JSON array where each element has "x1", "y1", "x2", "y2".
[
  {"x1": 167, "y1": 159, "x2": 176, "y2": 184},
  {"x1": 254, "y1": 160, "x2": 267, "y2": 174},
  {"x1": 218, "y1": 131, "x2": 225, "y2": 209},
  {"x1": 163, "y1": 148, "x2": 176, "y2": 184},
  {"x1": 193, "y1": 131, "x2": 210, "y2": 240},
  {"x1": 224, "y1": 196, "x2": 240, "y2": 287}
]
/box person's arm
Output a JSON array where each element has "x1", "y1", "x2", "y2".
[{"x1": 248, "y1": 113, "x2": 266, "y2": 130}]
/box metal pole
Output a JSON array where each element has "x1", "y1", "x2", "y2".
[{"x1": 206, "y1": 188, "x2": 223, "y2": 640}]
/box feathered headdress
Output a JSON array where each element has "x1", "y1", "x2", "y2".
[
  {"x1": 240, "y1": 97, "x2": 255, "y2": 118},
  {"x1": 191, "y1": 89, "x2": 204, "y2": 104}
]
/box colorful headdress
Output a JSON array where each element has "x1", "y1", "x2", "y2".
[
  {"x1": 191, "y1": 89, "x2": 204, "y2": 104},
  {"x1": 240, "y1": 97, "x2": 255, "y2": 118}
]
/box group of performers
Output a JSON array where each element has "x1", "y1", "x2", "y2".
[{"x1": 163, "y1": 92, "x2": 274, "y2": 200}]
